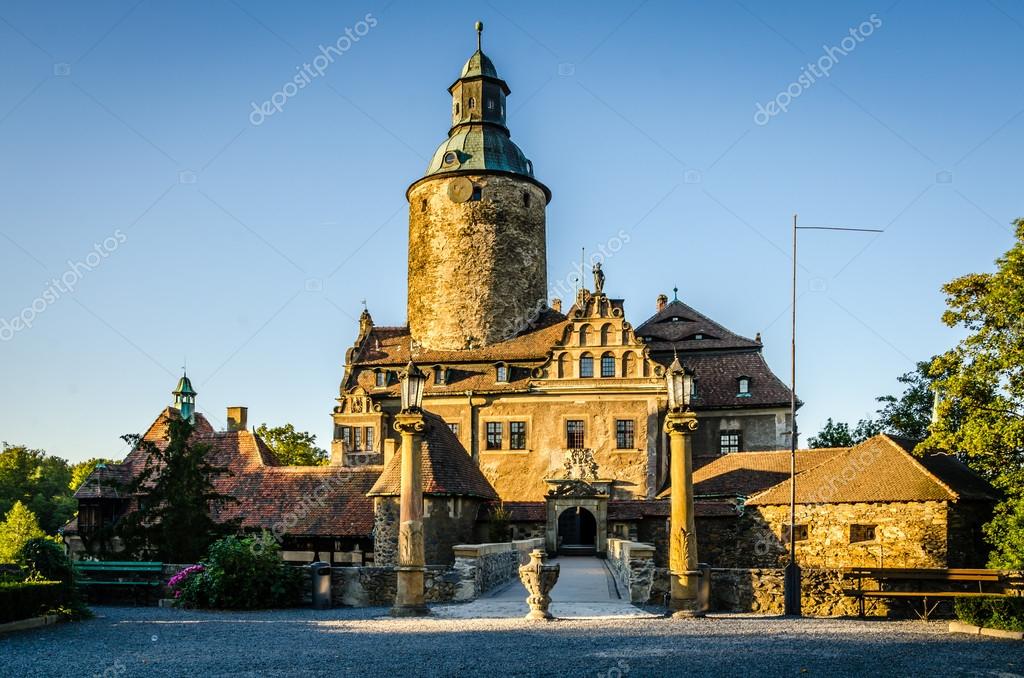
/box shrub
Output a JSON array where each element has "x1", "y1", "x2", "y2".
[
  {"x1": 15, "y1": 537, "x2": 91, "y2": 620},
  {"x1": 175, "y1": 535, "x2": 303, "y2": 610},
  {"x1": 0, "y1": 581, "x2": 64, "y2": 624},
  {"x1": 954, "y1": 596, "x2": 1024, "y2": 632}
]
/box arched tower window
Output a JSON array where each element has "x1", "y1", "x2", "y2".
[
  {"x1": 600, "y1": 352, "x2": 616, "y2": 378},
  {"x1": 468, "y1": 97, "x2": 476, "y2": 109},
  {"x1": 454, "y1": 102, "x2": 460, "y2": 116},
  {"x1": 600, "y1": 323, "x2": 612, "y2": 347},
  {"x1": 621, "y1": 351, "x2": 635, "y2": 378},
  {"x1": 579, "y1": 353, "x2": 594, "y2": 378},
  {"x1": 578, "y1": 324, "x2": 591, "y2": 347}
]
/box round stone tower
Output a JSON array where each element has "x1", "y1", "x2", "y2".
[{"x1": 406, "y1": 23, "x2": 551, "y2": 351}]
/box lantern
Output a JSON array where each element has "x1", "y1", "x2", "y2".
[
  {"x1": 400, "y1": 361, "x2": 427, "y2": 412},
  {"x1": 666, "y1": 355, "x2": 691, "y2": 411}
]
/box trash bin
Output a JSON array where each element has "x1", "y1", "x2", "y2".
[
  {"x1": 311, "y1": 561, "x2": 332, "y2": 609},
  {"x1": 696, "y1": 562, "x2": 711, "y2": 614}
]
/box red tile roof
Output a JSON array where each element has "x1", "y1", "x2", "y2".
[
  {"x1": 686, "y1": 448, "x2": 846, "y2": 498},
  {"x1": 634, "y1": 299, "x2": 761, "y2": 352},
  {"x1": 747, "y1": 435, "x2": 997, "y2": 505},
  {"x1": 368, "y1": 411, "x2": 499, "y2": 500}
]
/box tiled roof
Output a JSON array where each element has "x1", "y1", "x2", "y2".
[
  {"x1": 674, "y1": 351, "x2": 793, "y2": 410},
  {"x1": 634, "y1": 299, "x2": 761, "y2": 352},
  {"x1": 503, "y1": 502, "x2": 546, "y2": 522},
  {"x1": 213, "y1": 467, "x2": 380, "y2": 538},
  {"x1": 74, "y1": 463, "x2": 132, "y2": 499},
  {"x1": 368, "y1": 411, "x2": 499, "y2": 499},
  {"x1": 687, "y1": 448, "x2": 846, "y2": 498},
  {"x1": 747, "y1": 435, "x2": 997, "y2": 505}
]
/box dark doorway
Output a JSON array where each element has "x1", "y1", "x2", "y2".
[{"x1": 557, "y1": 507, "x2": 597, "y2": 554}]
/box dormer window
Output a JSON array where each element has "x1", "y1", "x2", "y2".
[
  {"x1": 433, "y1": 365, "x2": 447, "y2": 386},
  {"x1": 690, "y1": 378, "x2": 698, "y2": 398},
  {"x1": 694, "y1": 333, "x2": 703, "y2": 340},
  {"x1": 375, "y1": 370, "x2": 387, "y2": 388},
  {"x1": 737, "y1": 377, "x2": 751, "y2": 396},
  {"x1": 672, "y1": 317, "x2": 681, "y2": 322},
  {"x1": 496, "y1": 364, "x2": 509, "y2": 383}
]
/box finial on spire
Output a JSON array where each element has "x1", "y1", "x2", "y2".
[
  {"x1": 673, "y1": 286, "x2": 679, "y2": 301},
  {"x1": 475, "y1": 21, "x2": 483, "y2": 51}
]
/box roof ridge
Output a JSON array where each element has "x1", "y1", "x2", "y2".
[{"x1": 879, "y1": 434, "x2": 959, "y2": 501}]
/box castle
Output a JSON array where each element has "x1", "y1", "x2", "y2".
[{"x1": 68, "y1": 26, "x2": 994, "y2": 574}]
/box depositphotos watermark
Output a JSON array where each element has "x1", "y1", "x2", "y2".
[
  {"x1": 1, "y1": 230, "x2": 127, "y2": 341},
  {"x1": 249, "y1": 13, "x2": 378, "y2": 126},
  {"x1": 754, "y1": 13, "x2": 882, "y2": 126}
]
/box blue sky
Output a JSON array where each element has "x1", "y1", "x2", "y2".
[{"x1": 1, "y1": 1, "x2": 1021, "y2": 463}]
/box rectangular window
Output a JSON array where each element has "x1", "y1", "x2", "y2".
[
  {"x1": 353, "y1": 426, "x2": 362, "y2": 451},
  {"x1": 509, "y1": 421, "x2": 527, "y2": 450},
  {"x1": 566, "y1": 420, "x2": 585, "y2": 448},
  {"x1": 364, "y1": 427, "x2": 374, "y2": 452},
  {"x1": 782, "y1": 524, "x2": 809, "y2": 542},
  {"x1": 850, "y1": 524, "x2": 877, "y2": 543},
  {"x1": 615, "y1": 420, "x2": 635, "y2": 449},
  {"x1": 486, "y1": 422, "x2": 503, "y2": 450},
  {"x1": 601, "y1": 355, "x2": 616, "y2": 378},
  {"x1": 579, "y1": 356, "x2": 593, "y2": 378},
  {"x1": 447, "y1": 422, "x2": 460, "y2": 437},
  {"x1": 375, "y1": 371, "x2": 386, "y2": 387},
  {"x1": 719, "y1": 430, "x2": 742, "y2": 454},
  {"x1": 341, "y1": 426, "x2": 352, "y2": 451}
]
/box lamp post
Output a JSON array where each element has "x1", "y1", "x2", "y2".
[
  {"x1": 390, "y1": 360, "x2": 429, "y2": 617},
  {"x1": 784, "y1": 215, "x2": 882, "y2": 616},
  {"x1": 664, "y1": 354, "x2": 702, "y2": 617}
]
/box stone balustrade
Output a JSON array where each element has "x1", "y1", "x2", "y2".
[
  {"x1": 452, "y1": 538, "x2": 544, "y2": 601},
  {"x1": 606, "y1": 538, "x2": 657, "y2": 604}
]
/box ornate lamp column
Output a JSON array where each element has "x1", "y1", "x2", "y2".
[
  {"x1": 664, "y1": 355, "x2": 703, "y2": 618},
  {"x1": 390, "y1": 361, "x2": 430, "y2": 617}
]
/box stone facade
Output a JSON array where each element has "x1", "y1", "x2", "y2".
[
  {"x1": 373, "y1": 496, "x2": 484, "y2": 567},
  {"x1": 452, "y1": 539, "x2": 543, "y2": 599},
  {"x1": 749, "y1": 501, "x2": 950, "y2": 569},
  {"x1": 407, "y1": 174, "x2": 548, "y2": 351}
]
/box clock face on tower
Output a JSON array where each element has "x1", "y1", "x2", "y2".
[{"x1": 447, "y1": 177, "x2": 474, "y2": 203}]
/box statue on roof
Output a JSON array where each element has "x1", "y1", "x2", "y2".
[{"x1": 593, "y1": 262, "x2": 605, "y2": 295}]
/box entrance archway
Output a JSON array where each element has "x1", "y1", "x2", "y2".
[{"x1": 557, "y1": 506, "x2": 597, "y2": 554}]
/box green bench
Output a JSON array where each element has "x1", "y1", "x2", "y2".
[{"x1": 73, "y1": 561, "x2": 164, "y2": 605}]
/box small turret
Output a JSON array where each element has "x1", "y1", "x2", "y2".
[{"x1": 172, "y1": 371, "x2": 197, "y2": 423}]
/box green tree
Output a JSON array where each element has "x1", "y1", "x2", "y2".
[
  {"x1": 254, "y1": 423, "x2": 328, "y2": 466},
  {"x1": 116, "y1": 416, "x2": 237, "y2": 562},
  {"x1": 875, "y1": 360, "x2": 937, "y2": 440},
  {"x1": 923, "y1": 218, "x2": 1024, "y2": 568},
  {"x1": 70, "y1": 458, "x2": 117, "y2": 492},
  {"x1": 808, "y1": 417, "x2": 880, "y2": 448},
  {"x1": 0, "y1": 501, "x2": 46, "y2": 562},
  {"x1": 0, "y1": 444, "x2": 76, "y2": 534}
]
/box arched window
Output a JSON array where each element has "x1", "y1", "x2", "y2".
[
  {"x1": 600, "y1": 352, "x2": 616, "y2": 378},
  {"x1": 600, "y1": 323, "x2": 612, "y2": 346},
  {"x1": 468, "y1": 97, "x2": 476, "y2": 109},
  {"x1": 579, "y1": 324, "x2": 591, "y2": 347},
  {"x1": 496, "y1": 364, "x2": 509, "y2": 383},
  {"x1": 738, "y1": 377, "x2": 751, "y2": 395},
  {"x1": 375, "y1": 370, "x2": 387, "y2": 387},
  {"x1": 579, "y1": 353, "x2": 594, "y2": 378},
  {"x1": 454, "y1": 102, "x2": 460, "y2": 116},
  {"x1": 433, "y1": 365, "x2": 447, "y2": 386},
  {"x1": 557, "y1": 353, "x2": 568, "y2": 378},
  {"x1": 523, "y1": 192, "x2": 531, "y2": 208},
  {"x1": 621, "y1": 351, "x2": 635, "y2": 378}
]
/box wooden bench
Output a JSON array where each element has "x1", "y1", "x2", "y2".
[
  {"x1": 74, "y1": 561, "x2": 164, "y2": 605},
  {"x1": 842, "y1": 567, "x2": 1010, "y2": 620}
]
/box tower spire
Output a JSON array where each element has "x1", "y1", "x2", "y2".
[
  {"x1": 172, "y1": 370, "x2": 197, "y2": 424},
  {"x1": 476, "y1": 20, "x2": 483, "y2": 51}
]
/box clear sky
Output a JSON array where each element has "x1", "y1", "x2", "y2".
[{"x1": 1, "y1": 1, "x2": 1021, "y2": 463}]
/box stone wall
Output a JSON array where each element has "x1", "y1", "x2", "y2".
[
  {"x1": 707, "y1": 568, "x2": 871, "y2": 617},
  {"x1": 750, "y1": 501, "x2": 950, "y2": 569},
  {"x1": 408, "y1": 174, "x2": 548, "y2": 351},
  {"x1": 606, "y1": 538, "x2": 656, "y2": 604},
  {"x1": 373, "y1": 496, "x2": 484, "y2": 567},
  {"x1": 453, "y1": 539, "x2": 543, "y2": 600}
]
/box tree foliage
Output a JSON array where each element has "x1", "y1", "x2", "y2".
[
  {"x1": 115, "y1": 416, "x2": 237, "y2": 562},
  {"x1": 0, "y1": 501, "x2": 46, "y2": 562},
  {"x1": 923, "y1": 218, "x2": 1024, "y2": 568},
  {"x1": 0, "y1": 444, "x2": 76, "y2": 534},
  {"x1": 254, "y1": 423, "x2": 328, "y2": 466}
]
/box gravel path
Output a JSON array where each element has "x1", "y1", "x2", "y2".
[{"x1": 1, "y1": 606, "x2": 1021, "y2": 678}]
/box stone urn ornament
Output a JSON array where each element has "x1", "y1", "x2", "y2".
[{"x1": 518, "y1": 548, "x2": 560, "y2": 620}]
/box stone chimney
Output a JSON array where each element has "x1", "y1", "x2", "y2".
[
  {"x1": 551, "y1": 298, "x2": 562, "y2": 313},
  {"x1": 383, "y1": 438, "x2": 397, "y2": 466},
  {"x1": 656, "y1": 294, "x2": 668, "y2": 312},
  {"x1": 226, "y1": 406, "x2": 248, "y2": 432}
]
